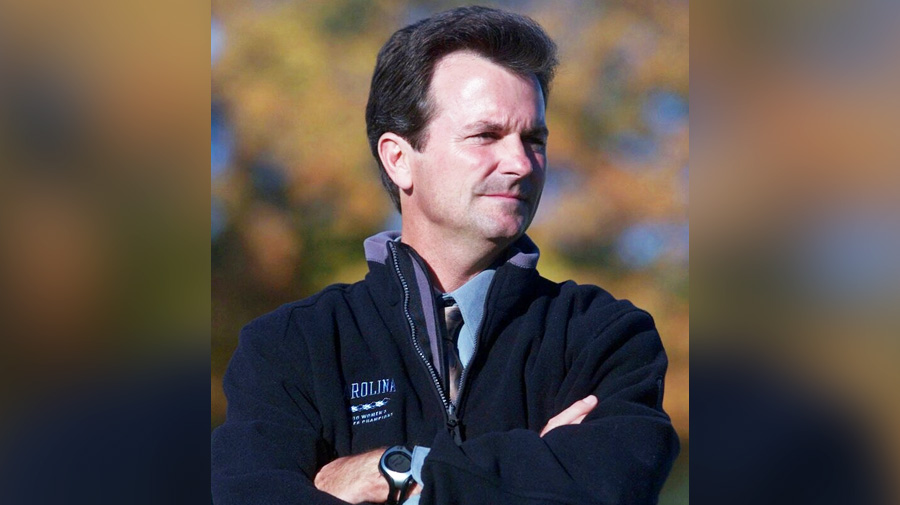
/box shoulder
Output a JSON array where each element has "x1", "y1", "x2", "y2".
[
  {"x1": 226, "y1": 281, "x2": 372, "y2": 386},
  {"x1": 239, "y1": 280, "x2": 368, "y2": 348},
  {"x1": 538, "y1": 276, "x2": 658, "y2": 341},
  {"x1": 547, "y1": 277, "x2": 651, "y2": 320},
  {"x1": 532, "y1": 279, "x2": 667, "y2": 377}
]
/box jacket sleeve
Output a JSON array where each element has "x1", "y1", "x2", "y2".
[
  {"x1": 417, "y1": 309, "x2": 680, "y2": 505},
  {"x1": 210, "y1": 309, "x2": 346, "y2": 505}
]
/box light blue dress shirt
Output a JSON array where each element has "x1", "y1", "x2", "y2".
[{"x1": 405, "y1": 268, "x2": 495, "y2": 504}]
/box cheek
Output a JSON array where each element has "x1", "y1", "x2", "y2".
[
  {"x1": 439, "y1": 146, "x2": 492, "y2": 184},
  {"x1": 530, "y1": 149, "x2": 547, "y2": 170},
  {"x1": 535, "y1": 159, "x2": 548, "y2": 181},
  {"x1": 455, "y1": 147, "x2": 498, "y2": 177}
]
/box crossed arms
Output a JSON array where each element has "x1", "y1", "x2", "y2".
[
  {"x1": 211, "y1": 308, "x2": 678, "y2": 505},
  {"x1": 314, "y1": 395, "x2": 600, "y2": 503}
]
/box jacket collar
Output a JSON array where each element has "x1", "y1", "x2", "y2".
[
  {"x1": 363, "y1": 230, "x2": 541, "y2": 271},
  {"x1": 363, "y1": 230, "x2": 543, "y2": 387}
]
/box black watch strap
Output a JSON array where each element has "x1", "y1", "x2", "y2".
[{"x1": 379, "y1": 446, "x2": 415, "y2": 504}]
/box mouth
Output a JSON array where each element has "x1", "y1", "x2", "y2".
[{"x1": 483, "y1": 193, "x2": 528, "y2": 202}]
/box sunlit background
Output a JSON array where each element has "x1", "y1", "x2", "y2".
[
  {"x1": 4, "y1": 0, "x2": 899, "y2": 501},
  {"x1": 210, "y1": 0, "x2": 689, "y2": 502},
  {"x1": 692, "y1": 0, "x2": 900, "y2": 502},
  {"x1": 0, "y1": 0, "x2": 208, "y2": 501}
]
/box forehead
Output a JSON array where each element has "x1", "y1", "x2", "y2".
[{"x1": 427, "y1": 51, "x2": 545, "y2": 128}]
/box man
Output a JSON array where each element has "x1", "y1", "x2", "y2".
[{"x1": 212, "y1": 6, "x2": 679, "y2": 504}]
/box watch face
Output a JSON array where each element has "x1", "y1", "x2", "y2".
[{"x1": 385, "y1": 451, "x2": 411, "y2": 472}]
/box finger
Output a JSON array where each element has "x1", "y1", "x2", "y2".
[
  {"x1": 539, "y1": 418, "x2": 561, "y2": 437},
  {"x1": 554, "y1": 395, "x2": 598, "y2": 424},
  {"x1": 540, "y1": 395, "x2": 597, "y2": 436},
  {"x1": 540, "y1": 410, "x2": 577, "y2": 437},
  {"x1": 542, "y1": 398, "x2": 590, "y2": 435}
]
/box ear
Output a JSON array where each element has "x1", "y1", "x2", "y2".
[{"x1": 377, "y1": 132, "x2": 414, "y2": 191}]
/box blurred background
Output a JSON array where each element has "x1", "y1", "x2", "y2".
[
  {"x1": 0, "y1": 0, "x2": 209, "y2": 501},
  {"x1": 210, "y1": 0, "x2": 689, "y2": 502},
  {"x1": 692, "y1": 0, "x2": 900, "y2": 503},
  {"x1": 3, "y1": 0, "x2": 896, "y2": 502}
]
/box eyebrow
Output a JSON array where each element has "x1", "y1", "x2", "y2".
[{"x1": 463, "y1": 120, "x2": 549, "y2": 137}]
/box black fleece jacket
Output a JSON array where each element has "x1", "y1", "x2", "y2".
[{"x1": 211, "y1": 232, "x2": 679, "y2": 504}]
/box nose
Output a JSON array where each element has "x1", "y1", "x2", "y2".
[{"x1": 499, "y1": 136, "x2": 539, "y2": 178}]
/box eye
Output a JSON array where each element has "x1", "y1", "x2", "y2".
[
  {"x1": 473, "y1": 132, "x2": 500, "y2": 140},
  {"x1": 524, "y1": 136, "x2": 547, "y2": 149}
]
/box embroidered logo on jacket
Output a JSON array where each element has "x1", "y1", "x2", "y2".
[{"x1": 347, "y1": 378, "x2": 397, "y2": 426}]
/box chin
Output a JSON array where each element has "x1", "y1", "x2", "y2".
[
  {"x1": 471, "y1": 210, "x2": 531, "y2": 243},
  {"x1": 481, "y1": 222, "x2": 528, "y2": 243}
]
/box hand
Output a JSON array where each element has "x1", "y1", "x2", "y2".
[
  {"x1": 314, "y1": 447, "x2": 389, "y2": 504},
  {"x1": 407, "y1": 481, "x2": 422, "y2": 499},
  {"x1": 540, "y1": 395, "x2": 598, "y2": 437}
]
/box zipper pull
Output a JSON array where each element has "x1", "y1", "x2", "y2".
[{"x1": 446, "y1": 408, "x2": 463, "y2": 445}]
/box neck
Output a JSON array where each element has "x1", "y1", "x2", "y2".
[{"x1": 400, "y1": 226, "x2": 511, "y2": 292}]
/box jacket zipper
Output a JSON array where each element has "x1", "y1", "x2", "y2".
[{"x1": 387, "y1": 242, "x2": 461, "y2": 442}]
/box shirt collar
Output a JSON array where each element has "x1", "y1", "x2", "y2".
[{"x1": 446, "y1": 268, "x2": 495, "y2": 334}]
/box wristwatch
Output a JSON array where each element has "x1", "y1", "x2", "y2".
[{"x1": 379, "y1": 445, "x2": 415, "y2": 504}]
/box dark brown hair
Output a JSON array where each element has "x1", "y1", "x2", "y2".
[{"x1": 365, "y1": 5, "x2": 558, "y2": 212}]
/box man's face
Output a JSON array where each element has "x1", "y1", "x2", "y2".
[{"x1": 404, "y1": 51, "x2": 548, "y2": 246}]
